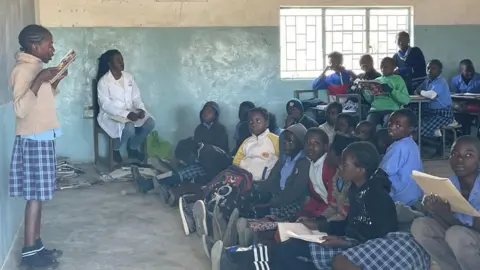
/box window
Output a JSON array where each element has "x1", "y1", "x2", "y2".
[{"x1": 280, "y1": 7, "x2": 412, "y2": 79}]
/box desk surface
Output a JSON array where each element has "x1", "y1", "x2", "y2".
[
  {"x1": 452, "y1": 94, "x2": 480, "y2": 100},
  {"x1": 409, "y1": 95, "x2": 430, "y2": 102}
]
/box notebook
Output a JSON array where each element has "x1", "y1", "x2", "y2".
[
  {"x1": 50, "y1": 50, "x2": 77, "y2": 83},
  {"x1": 277, "y1": 222, "x2": 328, "y2": 244},
  {"x1": 411, "y1": 170, "x2": 480, "y2": 216}
]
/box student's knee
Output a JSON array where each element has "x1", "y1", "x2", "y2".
[
  {"x1": 332, "y1": 255, "x2": 360, "y2": 270},
  {"x1": 143, "y1": 117, "x2": 156, "y2": 132},
  {"x1": 123, "y1": 123, "x2": 136, "y2": 138},
  {"x1": 411, "y1": 217, "x2": 440, "y2": 241},
  {"x1": 445, "y1": 225, "x2": 474, "y2": 255}
]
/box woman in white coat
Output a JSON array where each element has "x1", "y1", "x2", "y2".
[{"x1": 96, "y1": 49, "x2": 155, "y2": 163}]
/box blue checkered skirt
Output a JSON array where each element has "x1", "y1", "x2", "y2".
[
  {"x1": 9, "y1": 136, "x2": 57, "y2": 201},
  {"x1": 310, "y1": 232, "x2": 430, "y2": 270}
]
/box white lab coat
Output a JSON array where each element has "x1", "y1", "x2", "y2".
[{"x1": 97, "y1": 71, "x2": 150, "y2": 138}]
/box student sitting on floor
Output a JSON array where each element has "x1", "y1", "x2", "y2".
[
  {"x1": 374, "y1": 128, "x2": 394, "y2": 156},
  {"x1": 360, "y1": 57, "x2": 410, "y2": 128},
  {"x1": 234, "y1": 101, "x2": 255, "y2": 154},
  {"x1": 334, "y1": 113, "x2": 356, "y2": 136},
  {"x1": 268, "y1": 112, "x2": 283, "y2": 136},
  {"x1": 194, "y1": 101, "x2": 229, "y2": 153},
  {"x1": 319, "y1": 102, "x2": 342, "y2": 144},
  {"x1": 284, "y1": 98, "x2": 318, "y2": 129},
  {"x1": 233, "y1": 107, "x2": 279, "y2": 181},
  {"x1": 416, "y1": 59, "x2": 454, "y2": 137},
  {"x1": 381, "y1": 109, "x2": 424, "y2": 206},
  {"x1": 412, "y1": 135, "x2": 480, "y2": 270},
  {"x1": 209, "y1": 142, "x2": 430, "y2": 270},
  {"x1": 354, "y1": 120, "x2": 375, "y2": 143},
  {"x1": 313, "y1": 51, "x2": 355, "y2": 96}
]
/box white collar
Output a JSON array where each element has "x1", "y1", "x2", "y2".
[{"x1": 311, "y1": 153, "x2": 327, "y2": 167}]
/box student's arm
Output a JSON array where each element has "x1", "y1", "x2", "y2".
[
  {"x1": 324, "y1": 219, "x2": 348, "y2": 236},
  {"x1": 389, "y1": 78, "x2": 411, "y2": 105},
  {"x1": 232, "y1": 140, "x2": 247, "y2": 166},
  {"x1": 408, "y1": 47, "x2": 427, "y2": 78},
  {"x1": 97, "y1": 79, "x2": 130, "y2": 117},
  {"x1": 312, "y1": 67, "x2": 331, "y2": 90},
  {"x1": 364, "y1": 189, "x2": 398, "y2": 239},
  {"x1": 131, "y1": 77, "x2": 146, "y2": 111},
  {"x1": 361, "y1": 91, "x2": 374, "y2": 104},
  {"x1": 379, "y1": 146, "x2": 404, "y2": 194},
  {"x1": 450, "y1": 76, "x2": 460, "y2": 93},
  {"x1": 11, "y1": 69, "x2": 38, "y2": 119},
  {"x1": 268, "y1": 133, "x2": 280, "y2": 157}
]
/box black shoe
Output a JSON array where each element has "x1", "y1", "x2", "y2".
[
  {"x1": 38, "y1": 248, "x2": 63, "y2": 260},
  {"x1": 21, "y1": 253, "x2": 59, "y2": 269},
  {"x1": 113, "y1": 150, "x2": 123, "y2": 163},
  {"x1": 128, "y1": 148, "x2": 145, "y2": 162},
  {"x1": 131, "y1": 166, "x2": 154, "y2": 194}
]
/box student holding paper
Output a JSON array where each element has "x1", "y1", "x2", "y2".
[
  {"x1": 412, "y1": 135, "x2": 480, "y2": 270},
  {"x1": 96, "y1": 49, "x2": 155, "y2": 163}
]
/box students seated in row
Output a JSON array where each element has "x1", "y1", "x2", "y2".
[
  {"x1": 284, "y1": 98, "x2": 318, "y2": 129},
  {"x1": 209, "y1": 142, "x2": 429, "y2": 270},
  {"x1": 381, "y1": 109, "x2": 424, "y2": 206},
  {"x1": 268, "y1": 112, "x2": 283, "y2": 136},
  {"x1": 358, "y1": 54, "x2": 381, "y2": 80},
  {"x1": 96, "y1": 49, "x2": 155, "y2": 163},
  {"x1": 319, "y1": 102, "x2": 341, "y2": 144},
  {"x1": 417, "y1": 59, "x2": 454, "y2": 137},
  {"x1": 194, "y1": 101, "x2": 229, "y2": 153},
  {"x1": 393, "y1": 31, "x2": 427, "y2": 94},
  {"x1": 412, "y1": 135, "x2": 480, "y2": 270},
  {"x1": 234, "y1": 101, "x2": 255, "y2": 153},
  {"x1": 361, "y1": 57, "x2": 410, "y2": 127},
  {"x1": 354, "y1": 120, "x2": 375, "y2": 143},
  {"x1": 334, "y1": 113, "x2": 356, "y2": 136},
  {"x1": 451, "y1": 59, "x2": 480, "y2": 94},
  {"x1": 233, "y1": 107, "x2": 280, "y2": 181},
  {"x1": 312, "y1": 51, "x2": 355, "y2": 95},
  {"x1": 375, "y1": 128, "x2": 394, "y2": 156}
]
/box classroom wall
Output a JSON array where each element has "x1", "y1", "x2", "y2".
[
  {"x1": 28, "y1": 0, "x2": 480, "y2": 162},
  {"x1": 0, "y1": 0, "x2": 35, "y2": 267}
]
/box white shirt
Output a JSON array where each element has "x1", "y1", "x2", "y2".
[
  {"x1": 309, "y1": 153, "x2": 328, "y2": 202},
  {"x1": 97, "y1": 71, "x2": 150, "y2": 138}
]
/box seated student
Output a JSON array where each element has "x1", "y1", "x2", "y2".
[
  {"x1": 96, "y1": 49, "x2": 155, "y2": 163},
  {"x1": 412, "y1": 135, "x2": 480, "y2": 270},
  {"x1": 393, "y1": 31, "x2": 427, "y2": 94},
  {"x1": 194, "y1": 101, "x2": 229, "y2": 153},
  {"x1": 233, "y1": 107, "x2": 280, "y2": 181},
  {"x1": 451, "y1": 59, "x2": 480, "y2": 94},
  {"x1": 312, "y1": 51, "x2": 355, "y2": 95},
  {"x1": 375, "y1": 128, "x2": 394, "y2": 156},
  {"x1": 284, "y1": 98, "x2": 318, "y2": 129},
  {"x1": 268, "y1": 112, "x2": 283, "y2": 136},
  {"x1": 234, "y1": 101, "x2": 255, "y2": 153},
  {"x1": 416, "y1": 59, "x2": 454, "y2": 137},
  {"x1": 334, "y1": 113, "x2": 356, "y2": 136},
  {"x1": 354, "y1": 120, "x2": 375, "y2": 143},
  {"x1": 381, "y1": 109, "x2": 424, "y2": 206},
  {"x1": 358, "y1": 54, "x2": 382, "y2": 80},
  {"x1": 319, "y1": 102, "x2": 342, "y2": 144},
  {"x1": 210, "y1": 142, "x2": 430, "y2": 270},
  {"x1": 360, "y1": 57, "x2": 410, "y2": 127}
]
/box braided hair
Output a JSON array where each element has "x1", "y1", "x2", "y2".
[
  {"x1": 96, "y1": 49, "x2": 121, "y2": 82},
  {"x1": 18, "y1": 24, "x2": 51, "y2": 53}
]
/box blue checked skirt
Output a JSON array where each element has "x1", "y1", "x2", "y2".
[
  {"x1": 310, "y1": 232, "x2": 430, "y2": 270},
  {"x1": 9, "y1": 136, "x2": 57, "y2": 201}
]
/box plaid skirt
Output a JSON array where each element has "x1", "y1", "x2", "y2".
[
  {"x1": 9, "y1": 136, "x2": 57, "y2": 201},
  {"x1": 310, "y1": 232, "x2": 430, "y2": 270},
  {"x1": 414, "y1": 107, "x2": 454, "y2": 137}
]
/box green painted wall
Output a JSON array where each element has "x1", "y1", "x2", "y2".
[{"x1": 41, "y1": 25, "x2": 480, "y2": 162}]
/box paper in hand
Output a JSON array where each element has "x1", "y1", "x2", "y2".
[{"x1": 50, "y1": 50, "x2": 77, "y2": 84}]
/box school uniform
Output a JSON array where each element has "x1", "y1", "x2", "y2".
[
  {"x1": 9, "y1": 52, "x2": 60, "y2": 201},
  {"x1": 312, "y1": 70, "x2": 352, "y2": 95},
  {"x1": 285, "y1": 99, "x2": 318, "y2": 129},
  {"x1": 418, "y1": 76, "x2": 454, "y2": 137},
  {"x1": 302, "y1": 154, "x2": 334, "y2": 217},
  {"x1": 412, "y1": 173, "x2": 480, "y2": 270},
  {"x1": 380, "y1": 136, "x2": 424, "y2": 206},
  {"x1": 393, "y1": 46, "x2": 427, "y2": 94},
  {"x1": 364, "y1": 75, "x2": 411, "y2": 126},
  {"x1": 97, "y1": 71, "x2": 155, "y2": 150},
  {"x1": 451, "y1": 73, "x2": 480, "y2": 94}
]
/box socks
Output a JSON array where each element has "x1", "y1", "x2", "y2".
[
  {"x1": 35, "y1": 238, "x2": 45, "y2": 252},
  {"x1": 22, "y1": 246, "x2": 38, "y2": 258}
]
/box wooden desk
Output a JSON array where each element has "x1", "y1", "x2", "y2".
[{"x1": 409, "y1": 95, "x2": 430, "y2": 150}]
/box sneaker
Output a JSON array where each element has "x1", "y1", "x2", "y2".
[
  {"x1": 167, "y1": 189, "x2": 177, "y2": 206},
  {"x1": 21, "y1": 253, "x2": 59, "y2": 269},
  {"x1": 236, "y1": 218, "x2": 253, "y2": 247},
  {"x1": 35, "y1": 239, "x2": 63, "y2": 260},
  {"x1": 157, "y1": 183, "x2": 170, "y2": 204},
  {"x1": 202, "y1": 234, "x2": 215, "y2": 259},
  {"x1": 212, "y1": 204, "x2": 227, "y2": 242},
  {"x1": 223, "y1": 208, "x2": 239, "y2": 247},
  {"x1": 179, "y1": 197, "x2": 195, "y2": 235},
  {"x1": 128, "y1": 148, "x2": 146, "y2": 162},
  {"x1": 113, "y1": 150, "x2": 123, "y2": 164},
  {"x1": 193, "y1": 200, "x2": 207, "y2": 237},
  {"x1": 131, "y1": 166, "x2": 154, "y2": 194}
]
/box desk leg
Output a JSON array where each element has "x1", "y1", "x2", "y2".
[{"x1": 418, "y1": 102, "x2": 422, "y2": 150}]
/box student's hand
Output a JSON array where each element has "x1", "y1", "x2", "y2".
[
  {"x1": 137, "y1": 109, "x2": 146, "y2": 119},
  {"x1": 394, "y1": 68, "x2": 400, "y2": 75},
  {"x1": 57, "y1": 69, "x2": 68, "y2": 81},
  {"x1": 38, "y1": 67, "x2": 60, "y2": 82},
  {"x1": 321, "y1": 236, "x2": 350, "y2": 248},
  {"x1": 127, "y1": 112, "x2": 139, "y2": 122},
  {"x1": 285, "y1": 115, "x2": 295, "y2": 128},
  {"x1": 424, "y1": 194, "x2": 452, "y2": 217},
  {"x1": 301, "y1": 219, "x2": 319, "y2": 230}
]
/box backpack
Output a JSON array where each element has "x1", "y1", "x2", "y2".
[{"x1": 203, "y1": 165, "x2": 253, "y2": 218}]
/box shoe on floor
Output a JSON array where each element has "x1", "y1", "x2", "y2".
[
  {"x1": 223, "y1": 208, "x2": 240, "y2": 247},
  {"x1": 113, "y1": 150, "x2": 123, "y2": 164},
  {"x1": 21, "y1": 253, "x2": 59, "y2": 270},
  {"x1": 179, "y1": 196, "x2": 195, "y2": 235},
  {"x1": 157, "y1": 183, "x2": 170, "y2": 204},
  {"x1": 202, "y1": 234, "x2": 215, "y2": 259},
  {"x1": 35, "y1": 239, "x2": 63, "y2": 260},
  {"x1": 128, "y1": 148, "x2": 146, "y2": 162},
  {"x1": 131, "y1": 165, "x2": 154, "y2": 194},
  {"x1": 236, "y1": 218, "x2": 253, "y2": 247},
  {"x1": 193, "y1": 200, "x2": 207, "y2": 237},
  {"x1": 212, "y1": 204, "x2": 227, "y2": 242},
  {"x1": 211, "y1": 240, "x2": 238, "y2": 270}
]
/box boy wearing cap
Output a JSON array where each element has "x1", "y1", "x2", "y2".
[{"x1": 285, "y1": 98, "x2": 318, "y2": 129}]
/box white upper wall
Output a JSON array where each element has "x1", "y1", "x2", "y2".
[{"x1": 36, "y1": 0, "x2": 479, "y2": 27}]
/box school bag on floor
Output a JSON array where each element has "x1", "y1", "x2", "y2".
[{"x1": 203, "y1": 165, "x2": 253, "y2": 218}]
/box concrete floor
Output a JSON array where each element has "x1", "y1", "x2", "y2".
[{"x1": 2, "y1": 160, "x2": 452, "y2": 270}]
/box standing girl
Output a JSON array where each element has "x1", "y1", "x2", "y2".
[{"x1": 10, "y1": 24, "x2": 66, "y2": 269}]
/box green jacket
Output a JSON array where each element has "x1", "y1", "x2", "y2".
[{"x1": 363, "y1": 74, "x2": 410, "y2": 111}]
